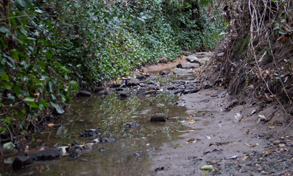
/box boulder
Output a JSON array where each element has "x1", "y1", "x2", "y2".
[
  {"x1": 150, "y1": 113, "x2": 167, "y2": 122},
  {"x1": 12, "y1": 156, "x2": 33, "y2": 170},
  {"x1": 177, "y1": 62, "x2": 200, "y2": 69},
  {"x1": 77, "y1": 90, "x2": 92, "y2": 97},
  {"x1": 30, "y1": 148, "x2": 60, "y2": 160}
]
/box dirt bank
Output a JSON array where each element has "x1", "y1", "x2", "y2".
[{"x1": 150, "y1": 87, "x2": 293, "y2": 175}]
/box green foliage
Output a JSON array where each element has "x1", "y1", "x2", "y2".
[{"x1": 0, "y1": 0, "x2": 221, "y2": 136}]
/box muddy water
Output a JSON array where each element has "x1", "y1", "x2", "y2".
[{"x1": 7, "y1": 93, "x2": 189, "y2": 176}]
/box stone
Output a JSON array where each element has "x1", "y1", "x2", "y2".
[
  {"x1": 126, "y1": 121, "x2": 140, "y2": 128},
  {"x1": 195, "y1": 52, "x2": 214, "y2": 58},
  {"x1": 117, "y1": 91, "x2": 131, "y2": 98},
  {"x1": 279, "y1": 144, "x2": 285, "y2": 148},
  {"x1": 136, "y1": 75, "x2": 147, "y2": 80},
  {"x1": 69, "y1": 145, "x2": 83, "y2": 158},
  {"x1": 77, "y1": 90, "x2": 92, "y2": 97},
  {"x1": 125, "y1": 78, "x2": 139, "y2": 87},
  {"x1": 80, "y1": 128, "x2": 100, "y2": 138},
  {"x1": 93, "y1": 86, "x2": 104, "y2": 93},
  {"x1": 30, "y1": 148, "x2": 60, "y2": 160},
  {"x1": 150, "y1": 113, "x2": 167, "y2": 122},
  {"x1": 182, "y1": 51, "x2": 193, "y2": 56},
  {"x1": 83, "y1": 144, "x2": 94, "y2": 150},
  {"x1": 158, "y1": 57, "x2": 168, "y2": 63},
  {"x1": 209, "y1": 160, "x2": 218, "y2": 165},
  {"x1": 202, "y1": 81, "x2": 213, "y2": 89},
  {"x1": 156, "y1": 103, "x2": 164, "y2": 107},
  {"x1": 160, "y1": 70, "x2": 169, "y2": 75},
  {"x1": 186, "y1": 55, "x2": 210, "y2": 65},
  {"x1": 100, "y1": 136, "x2": 116, "y2": 143},
  {"x1": 186, "y1": 55, "x2": 199, "y2": 63},
  {"x1": 12, "y1": 155, "x2": 33, "y2": 170},
  {"x1": 177, "y1": 62, "x2": 200, "y2": 69},
  {"x1": 133, "y1": 152, "x2": 142, "y2": 157},
  {"x1": 171, "y1": 68, "x2": 193, "y2": 76},
  {"x1": 273, "y1": 140, "x2": 281, "y2": 145}
]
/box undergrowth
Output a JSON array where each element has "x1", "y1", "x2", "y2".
[{"x1": 0, "y1": 0, "x2": 222, "y2": 141}]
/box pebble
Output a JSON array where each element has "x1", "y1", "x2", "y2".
[
  {"x1": 273, "y1": 140, "x2": 281, "y2": 145},
  {"x1": 278, "y1": 144, "x2": 285, "y2": 148}
]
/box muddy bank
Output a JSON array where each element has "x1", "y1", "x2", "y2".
[{"x1": 150, "y1": 87, "x2": 293, "y2": 175}]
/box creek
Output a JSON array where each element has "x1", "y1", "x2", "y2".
[{"x1": 6, "y1": 91, "x2": 189, "y2": 176}]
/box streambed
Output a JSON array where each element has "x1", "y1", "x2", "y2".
[{"x1": 4, "y1": 91, "x2": 190, "y2": 176}]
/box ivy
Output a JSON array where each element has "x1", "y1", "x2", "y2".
[{"x1": 0, "y1": 0, "x2": 221, "y2": 138}]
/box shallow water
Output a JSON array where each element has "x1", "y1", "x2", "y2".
[{"x1": 5, "y1": 92, "x2": 189, "y2": 176}]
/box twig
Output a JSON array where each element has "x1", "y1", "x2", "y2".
[{"x1": 249, "y1": 6, "x2": 293, "y2": 132}]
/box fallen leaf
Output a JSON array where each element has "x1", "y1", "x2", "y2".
[
  {"x1": 189, "y1": 121, "x2": 196, "y2": 124},
  {"x1": 252, "y1": 128, "x2": 257, "y2": 131},
  {"x1": 200, "y1": 165, "x2": 213, "y2": 170},
  {"x1": 179, "y1": 144, "x2": 183, "y2": 147},
  {"x1": 246, "y1": 143, "x2": 256, "y2": 147},
  {"x1": 270, "y1": 94, "x2": 276, "y2": 97},
  {"x1": 240, "y1": 119, "x2": 244, "y2": 122},
  {"x1": 48, "y1": 123, "x2": 54, "y2": 127},
  {"x1": 269, "y1": 126, "x2": 275, "y2": 129},
  {"x1": 242, "y1": 156, "x2": 249, "y2": 161}
]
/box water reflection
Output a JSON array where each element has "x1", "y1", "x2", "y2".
[{"x1": 5, "y1": 92, "x2": 189, "y2": 176}]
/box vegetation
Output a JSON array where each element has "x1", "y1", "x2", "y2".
[
  {"x1": 207, "y1": 0, "x2": 293, "y2": 115},
  {"x1": 0, "y1": 0, "x2": 221, "y2": 140}
]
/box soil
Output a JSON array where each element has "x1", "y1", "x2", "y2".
[{"x1": 146, "y1": 66, "x2": 293, "y2": 175}]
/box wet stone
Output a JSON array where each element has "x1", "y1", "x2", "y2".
[
  {"x1": 126, "y1": 121, "x2": 140, "y2": 128},
  {"x1": 117, "y1": 91, "x2": 131, "y2": 98},
  {"x1": 150, "y1": 113, "x2": 167, "y2": 122},
  {"x1": 12, "y1": 155, "x2": 33, "y2": 170},
  {"x1": 69, "y1": 146, "x2": 83, "y2": 158},
  {"x1": 133, "y1": 152, "x2": 142, "y2": 157},
  {"x1": 83, "y1": 144, "x2": 93, "y2": 150},
  {"x1": 77, "y1": 90, "x2": 92, "y2": 97},
  {"x1": 100, "y1": 136, "x2": 116, "y2": 143},
  {"x1": 30, "y1": 148, "x2": 60, "y2": 160},
  {"x1": 80, "y1": 128, "x2": 100, "y2": 138}
]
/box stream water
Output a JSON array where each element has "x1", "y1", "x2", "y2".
[{"x1": 5, "y1": 92, "x2": 189, "y2": 176}]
